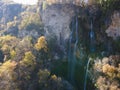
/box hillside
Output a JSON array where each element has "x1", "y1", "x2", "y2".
[{"x1": 0, "y1": 0, "x2": 120, "y2": 90}]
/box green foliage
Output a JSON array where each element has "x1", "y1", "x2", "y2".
[
  {"x1": 0, "y1": 35, "x2": 19, "y2": 61},
  {"x1": 1, "y1": 44, "x2": 10, "y2": 54},
  {"x1": 0, "y1": 60, "x2": 19, "y2": 90},
  {"x1": 37, "y1": 68, "x2": 73, "y2": 90},
  {"x1": 20, "y1": 51, "x2": 36, "y2": 69},
  {"x1": 0, "y1": 35, "x2": 34, "y2": 62},
  {"x1": 37, "y1": 69, "x2": 50, "y2": 84},
  {"x1": 35, "y1": 36, "x2": 49, "y2": 64},
  {"x1": 0, "y1": 1, "x2": 119, "y2": 90},
  {"x1": 19, "y1": 12, "x2": 43, "y2": 32},
  {"x1": 0, "y1": 35, "x2": 18, "y2": 46},
  {"x1": 98, "y1": 0, "x2": 120, "y2": 15},
  {"x1": 10, "y1": 50, "x2": 16, "y2": 59}
]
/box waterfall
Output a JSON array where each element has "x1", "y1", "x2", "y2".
[
  {"x1": 83, "y1": 20, "x2": 95, "y2": 90},
  {"x1": 89, "y1": 20, "x2": 95, "y2": 52},
  {"x1": 68, "y1": 16, "x2": 78, "y2": 83},
  {"x1": 68, "y1": 17, "x2": 74, "y2": 82},
  {"x1": 84, "y1": 58, "x2": 91, "y2": 90}
]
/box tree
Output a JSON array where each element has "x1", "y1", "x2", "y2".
[
  {"x1": 35, "y1": 36, "x2": 48, "y2": 52},
  {"x1": 19, "y1": 12, "x2": 43, "y2": 33},
  {"x1": 35, "y1": 36, "x2": 48, "y2": 64},
  {"x1": 20, "y1": 51, "x2": 36, "y2": 68},
  {"x1": 0, "y1": 60, "x2": 18, "y2": 90}
]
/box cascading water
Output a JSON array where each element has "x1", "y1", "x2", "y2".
[
  {"x1": 68, "y1": 16, "x2": 95, "y2": 89},
  {"x1": 68, "y1": 16, "x2": 78, "y2": 84},
  {"x1": 83, "y1": 19, "x2": 96, "y2": 90},
  {"x1": 68, "y1": 18, "x2": 74, "y2": 82},
  {"x1": 89, "y1": 20, "x2": 95, "y2": 52},
  {"x1": 84, "y1": 58, "x2": 91, "y2": 90}
]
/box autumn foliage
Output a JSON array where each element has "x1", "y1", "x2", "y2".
[{"x1": 35, "y1": 36, "x2": 48, "y2": 52}]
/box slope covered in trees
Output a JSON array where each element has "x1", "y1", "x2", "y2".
[{"x1": 0, "y1": 0, "x2": 119, "y2": 90}]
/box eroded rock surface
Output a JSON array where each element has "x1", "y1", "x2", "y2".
[{"x1": 40, "y1": 4, "x2": 79, "y2": 44}]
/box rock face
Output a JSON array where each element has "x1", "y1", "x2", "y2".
[
  {"x1": 38, "y1": 0, "x2": 85, "y2": 6},
  {"x1": 40, "y1": 4, "x2": 78, "y2": 45},
  {"x1": 0, "y1": 2, "x2": 22, "y2": 24}
]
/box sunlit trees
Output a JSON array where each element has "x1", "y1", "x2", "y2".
[
  {"x1": 19, "y1": 12, "x2": 43, "y2": 32},
  {"x1": 0, "y1": 60, "x2": 18, "y2": 90},
  {"x1": 35, "y1": 36, "x2": 48, "y2": 64},
  {"x1": 0, "y1": 35, "x2": 18, "y2": 46},
  {"x1": 19, "y1": 51, "x2": 36, "y2": 76},
  {"x1": 37, "y1": 69, "x2": 50, "y2": 84},
  {"x1": 10, "y1": 50, "x2": 16, "y2": 60},
  {"x1": 0, "y1": 35, "x2": 19, "y2": 61},
  {"x1": 0, "y1": 51, "x2": 36, "y2": 90},
  {"x1": 35, "y1": 36, "x2": 48, "y2": 52},
  {"x1": 20, "y1": 51, "x2": 36, "y2": 69},
  {"x1": 102, "y1": 64, "x2": 116, "y2": 78},
  {"x1": 91, "y1": 55, "x2": 120, "y2": 90},
  {"x1": 37, "y1": 69, "x2": 73, "y2": 90},
  {"x1": 16, "y1": 51, "x2": 36, "y2": 90},
  {"x1": 14, "y1": 36, "x2": 34, "y2": 61}
]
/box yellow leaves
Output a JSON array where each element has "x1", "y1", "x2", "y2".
[
  {"x1": 24, "y1": 51, "x2": 35, "y2": 61},
  {"x1": 18, "y1": 51, "x2": 36, "y2": 81},
  {"x1": 1, "y1": 44, "x2": 10, "y2": 53},
  {"x1": 10, "y1": 50, "x2": 16, "y2": 59},
  {"x1": 102, "y1": 64, "x2": 116, "y2": 73},
  {"x1": 117, "y1": 72, "x2": 120, "y2": 78},
  {"x1": 20, "y1": 51, "x2": 36, "y2": 68},
  {"x1": 102, "y1": 64, "x2": 116, "y2": 78},
  {"x1": 0, "y1": 35, "x2": 18, "y2": 48},
  {"x1": 0, "y1": 60, "x2": 17, "y2": 70},
  {"x1": 0, "y1": 35, "x2": 19, "y2": 60},
  {"x1": 96, "y1": 76, "x2": 108, "y2": 90},
  {"x1": 0, "y1": 35, "x2": 16, "y2": 42},
  {"x1": 35, "y1": 36, "x2": 48, "y2": 52},
  {"x1": 94, "y1": 55, "x2": 120, "y2": 90},
  {"x1": 0, "y1": 60, "x2": 17, "y2": 77},
  {"x1": 51, "y1": 74, "x2": 57, "y2": 80},
  {"x1": 0, "y1": 60, "x2": 19, "y2": 90}
]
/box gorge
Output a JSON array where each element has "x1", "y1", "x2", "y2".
[{"x1": 0, "y1": 0, "x2": 119, "y2": 90}]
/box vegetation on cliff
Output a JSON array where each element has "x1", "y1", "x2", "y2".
[{"x1": 0, "y1": 0, "x2": 119, "y2": 90}]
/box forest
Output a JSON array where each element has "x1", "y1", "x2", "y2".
[{"x1": 0, "y1": 0, "x2": 120, "y2": 90}]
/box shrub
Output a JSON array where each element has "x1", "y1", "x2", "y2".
[{"x1": 35, "y1": 36, "x2": 48, "y2": 52}]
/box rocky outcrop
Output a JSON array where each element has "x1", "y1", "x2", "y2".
[
  {"x1": 40, "y1": 4, "x2": 79, "y2": 45},
  {"x1": 0, "y1": 2, "x2": 22, "y2": 24}
]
